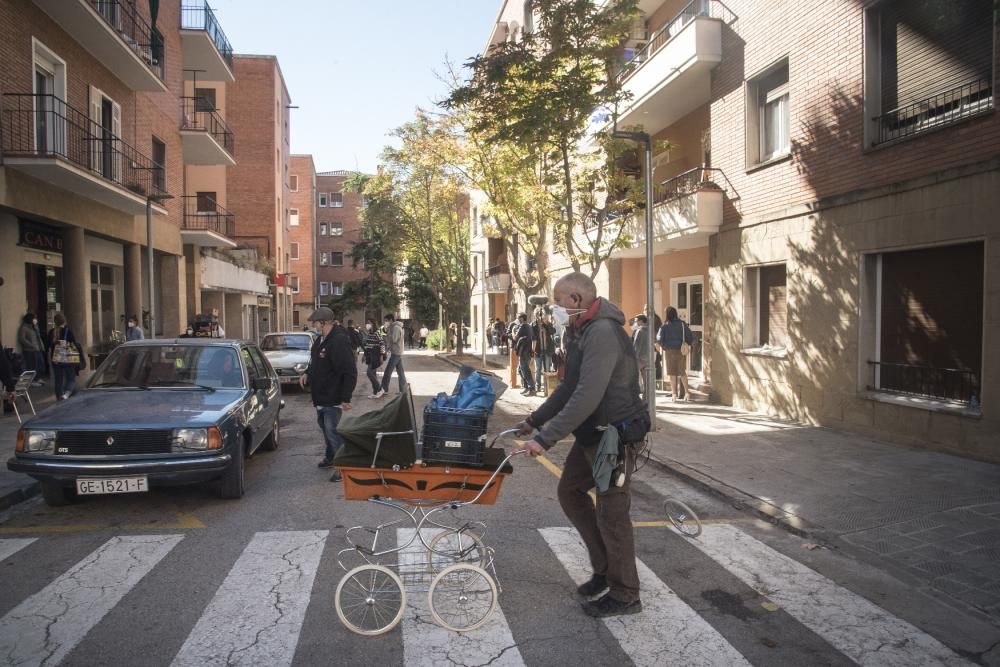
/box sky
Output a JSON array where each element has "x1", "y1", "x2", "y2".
[{"x1": 209, "y1": 0, "x2": 499, "y2": 174}]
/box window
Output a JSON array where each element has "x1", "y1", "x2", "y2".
[
  {"x1": 290, "y1": 242, "x2": 299, "y2": 260},
  {"x1": 289, "y1": 174, "x2": 299, "y2": 191},
  {"x1": 865, "y1": 0, "x2": 994, "y2": 145},
  {"x1": 289, "y1": 208, "x2": 299, "y2": 226},
  {"x1": 331, "y1": 252, "x2": 344, "y2": 266},
  {"x1": 746, "y1": 60, "x2": 789, "y2": 166},
  {"x1": 862, "y1": 242, "x2": 983, "y2": 404},
  {"x1": 319, "y1": 282, "x2": 330, "y2": 296},
  {"x1": 320, "y1": 252, "x2": 329, "y2": 266},
  {"x1": 320, "y1": 223, "x2": 328, "y2": 236},
  {"x1": 151, "y1": 136, "x2": 166, "y2": 191},
  {"x1": 194, "y1": 88, "x2": 216, "y2": 112},
  {"x1": 332, "y1": 282, "x2": 343, "y2": 296},
  {"x1": 330, "y1": 192, "x2": 343, "y2": 207},
  {"x1": 290, "y1": 275, "x2": 300, "y2": 293},
  {"x1": 292, "y1": 310, "x2": 300, "y2": 327},
  {"x1": 196, "y1": 191, "x2": 216, "y2": 213},
  {"x1": 330, "y1": 223, "x2": 343, "y2": 236},
  {"x1": 319, "y1": 192, "x2": 328, "y2": 207},
  {"x1": 89, "y1": 262, "x2": 118, "y2": 344},
  {"x1": 32, "y1": 39, "x2": 67, "y2": 155},
  {"x1": 743, "y1": 264, "x2": 787, "y2": 351},
  {"x1": 241, "y1": 348, "x2": 260, "y2": 382}
]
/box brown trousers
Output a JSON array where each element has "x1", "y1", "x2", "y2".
[{"x1": 557, "y1": 440, "x2": 640, "y2": 603}]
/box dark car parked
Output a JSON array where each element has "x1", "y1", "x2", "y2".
[{"x1": 7, "y1": 339, "x2": 283, "y2": 506}]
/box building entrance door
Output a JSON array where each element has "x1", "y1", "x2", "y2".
[
  {"x1": 25, "y1": 263, "x2": 63, "y2": 333},
  {"x1": 671, "y1": 276, "x2": 704, "y2": 376}
]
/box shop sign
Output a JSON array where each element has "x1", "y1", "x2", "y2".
[
  {"x1": 18, "y1": 220, "x2": 64, "y2": 253},
  {"x1": 257, "y1": 296, "x2": 272, "y2": 307}
]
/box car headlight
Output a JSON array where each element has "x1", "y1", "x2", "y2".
[
  {"x1": 16, "y1": 430, "x2": 56, "y2": 453},
  {"x1": 293, "y1": 362, "x2": 308, "y2": 373},
  {"x1": 172, "y1": 427, "x2": 223, "y2": 451}
]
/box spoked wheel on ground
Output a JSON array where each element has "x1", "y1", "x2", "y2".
[
  {"x1": 428, "y1": 563, "x2": 497, "y2": 633},
  {"x1": 426, "y1": 528, "x2": 488, "y2": 571},
  {"x1": 335, "y1": 565, "x2": 406, "y2": 635},
  {"x1": 664, "y1": 498, "x2": 702, "y2": 537}
]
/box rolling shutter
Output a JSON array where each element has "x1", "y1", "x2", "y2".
[{"x1": 758, "y1": 264, "x2": 787, "y2": 348}]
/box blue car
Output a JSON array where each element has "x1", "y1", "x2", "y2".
[{"x1": 7, "y1": 339, "x2": 283, "y2": 506}]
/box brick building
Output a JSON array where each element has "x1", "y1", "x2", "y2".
[
  {"x1": 475, "y1": 0, "x2": 999, "y2": 459},
  {"x1": 288, "y1": 154, "x2": 316, "y2": 328},
  {"x1": 315, "y1": 170, "x2": 368, "y2": 325}
]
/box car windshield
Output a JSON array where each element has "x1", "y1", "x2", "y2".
[
  {"x1": 90, "y1": 345, "x2": 245, "y2": 389},
  {"x1": 261, "y1": 335, "x2": 312, "y2": 351}
]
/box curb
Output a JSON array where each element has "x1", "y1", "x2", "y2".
[
  {"x1": 0, "y1": 481, "x2": 40, "y2": 511},
  {"x1": 434, "y1": 353, "x2": 506, "y2": 372}
]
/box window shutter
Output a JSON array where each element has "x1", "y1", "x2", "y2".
[
  {"x1": 758, "y1": 265, "x2": 787, "y2": 347},
  {"x1": 111, "y1": 99, "x2": 122, "y2": 182},
  {"x1": 89, "y1": 86, "x2": 102, "y2": 172}
]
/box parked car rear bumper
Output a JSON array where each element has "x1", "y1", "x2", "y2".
[{"x1": 6, "y1": 453, "x2": 232, "y2": 486}]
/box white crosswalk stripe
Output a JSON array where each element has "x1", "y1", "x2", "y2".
[
  {"x1": 171, "y1": 530, "x2": 328, "y2": 667},
  {"x1": 0, "y1": 538, "x2": 36, "y2": 563},
  {"x1": 397, "y1": 528, "x2": 526, "y2": 666},
  {"x1": 540, "y1": 526, "x2": 751, "y2": 667},
  {"x1": 690, "y1": 524, "x2": 972, "y2": 666},
  {"x1": 0, "y1": 534, "x2": 183, "y2": 667}
]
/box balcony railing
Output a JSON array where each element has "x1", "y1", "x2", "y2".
[
  {"x1": 1, "y1": 93, "x2": 167, "y2": 198},
  {"x1": 182, "y1": 196, "x2": 235, "y2": 238},
  {"x1": 615, "y1": 0, "x2": 736, "y2": 85},
  {"x1": 180, "y1": 3, "x2": 234, "y2": 71},
  {"x1": 89, "y1": 0, "x2": 164, "y2": 79},
  {"x1": 653, "y1": 166, "x2": 735, "y2": 205},
  {"x1": 867, "y1": 361, "x2": 979, "y2": 406},
  {"x1": 181, "y1": 96, "x2": 235, "y2": 156},
  {"x1": 487, "y1": 264, "x2": 509, "y2": 277},
  {"x1": 873, "y1": 79, "x2": 993, "y2": 145}
]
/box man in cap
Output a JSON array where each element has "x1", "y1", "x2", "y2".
[{"x1": 301, "y1": 307, "x2": 356, "y2": 481}]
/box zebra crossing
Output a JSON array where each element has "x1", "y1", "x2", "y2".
[{"x1": 0, "y1": 524, "x2": 971, "y2": 667}]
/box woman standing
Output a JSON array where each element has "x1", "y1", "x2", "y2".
[
  {"x1": 656, "y1": 306, "x2": 694, "y2": 402},
  {"x1": 47, "y1": 312, "x2": 79, "y2": 400},
  {"x1": 17, "y1": 313, "x2": 46, "y2": 385},
  {"x1": 362, "y1": 319, "x2": 386, "y2": 399}
]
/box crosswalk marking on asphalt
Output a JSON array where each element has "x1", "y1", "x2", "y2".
[
  {"x1": 171, "y1": 530, "x2": 328, "y2": 667},
  {"x1": 539, "y1": 527, "x2": 751, "y2": 667},
  {"x1": 0, "y1": 534, "x2": 183, "y2": 667},
  {"x1": 690, "y1": 525, "x2": 971, "y2": 666},
  {"x1": 397, "y1": 528, "x2": 526, "y2": 666},
  {"x1": 0, "y1": 537, "x2": 36, "y2": 562}
]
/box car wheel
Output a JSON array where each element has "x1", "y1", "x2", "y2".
[
  {"x1": 218, "y1": 439, "x2": 246, "y2": 499},
  {"x1": 261, "y1": 416, "x2": 280, "y2": 451},
  {"x1": 40, "y1": 481, "x2": 73, "y2": 507}
]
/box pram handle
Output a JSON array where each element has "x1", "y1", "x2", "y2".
[{"x1": 453, "y1": 429, "x2": 524, "y2": 507}]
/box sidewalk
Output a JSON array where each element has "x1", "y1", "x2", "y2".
[{"x1": 1, "y1": 383, "x2": 57, "y2": 509}]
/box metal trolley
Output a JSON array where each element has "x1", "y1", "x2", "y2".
[{"x1": 334, "y1": 429, "x2": 522, "y2": 636}]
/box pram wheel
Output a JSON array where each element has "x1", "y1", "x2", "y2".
[
  {"x1": 336, "y1": 564, "x2": 407, "y2": 635},
  {"x1": 664, "y1": 499, "x2": 702, "y2": 537},
  {"x1": 428, "y1": 563, "x2": 497, "y2": 633},
  {"x1": 427, "y1": 528, "x2": 488, "y2": 570}
]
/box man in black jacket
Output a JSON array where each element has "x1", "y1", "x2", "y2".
[
  {"x1": 514, "y1": 313, "x2": 535, "y2": 396},
  {"x1": 303, "y1": 307, "x2": 357, "y2": 482}
]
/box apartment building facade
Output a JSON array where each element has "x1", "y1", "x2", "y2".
[
  {"x1": 315, "y1": 170, "x2": 367, "y2": 325},
  {"x1": 476, "y1": 0, "x2": 998, "y2": 459},
  {"x1": 288, "y1": 154, "x2": 316, "y2": 328}
]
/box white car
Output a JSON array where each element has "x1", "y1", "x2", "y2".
[{"x1": 260, "y1": 332, "x2": 316, "y2": 386}]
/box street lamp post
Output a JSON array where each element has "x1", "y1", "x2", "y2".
[
  {"x1": 472, "y1": 250, "x2": 487, "y2": 369},
  {"x1": 612, "y1": 130, "x2": 656, "y2": 426},
  {"x1": 146, "y1": 193, "x2": 174, "y2": 339}
]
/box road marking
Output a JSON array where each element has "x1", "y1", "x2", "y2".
[
  {"x1": 0, "y1": 512, "x2": 206, "y2": 535},
  {"x1": 690, "y1": 525, "x2": 972, "y2": 666},
  {"x1": 0, "y1": 534, "x2": 183, "y2": 666},
  {"x1": 536, "y1": 455, "x2": 598, "y2": 503},
  {"x1": 632, "y1": 519, "x2": 756, "y2": 529},
  {"x1": 539, "y1": 527, "x2": 751, "y2": 667},
  {"x1": 0, "y1": 538, "x2": 36, "y2": 562},
  {"x1": 397, "y1": 528, "x2": 526, "y2": 666},
  {"x1": 171, "y1": 530, "x2": 327, "y2": 667}
]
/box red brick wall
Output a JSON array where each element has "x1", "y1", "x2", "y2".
[
  {"x1": 289, "y1": 155, "x2": 315, "y2": 306},
  {"x1": 315, "y1": 172, "x2": 369, "y2": 296},
  {"x1": 710, "y1": 0, "x2": 1000, "y2": 226}
]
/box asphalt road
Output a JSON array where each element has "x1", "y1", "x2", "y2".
[{"x1": 0, "y1": 353, "x2": 993, "y2": 666}]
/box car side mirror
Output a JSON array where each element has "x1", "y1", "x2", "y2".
[{"x1": 252, "y1": 377, "x2": 273, "y2": 391}]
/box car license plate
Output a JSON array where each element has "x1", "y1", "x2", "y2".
[{"x1": 76, "y1": 476, "x2": 149, "y2": 495}]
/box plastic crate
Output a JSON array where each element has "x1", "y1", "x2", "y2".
[
  {"x1": 421, "y1": 404, "x2": 489, "y2": 465},
  {"x1": 422, "y1": 434, "x2": 486, "y2": 465}
]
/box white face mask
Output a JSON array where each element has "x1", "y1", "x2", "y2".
[
  {"x1": 551, "y1": 304, "x2": 586, "y2": 328},
  {"x1": 366, "y1": 324, "x2": 372, "y2": 331}
]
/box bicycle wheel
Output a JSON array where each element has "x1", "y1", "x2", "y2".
[
  {"x1": 427, "y1": 528, "x2": 488, "y2": 571},
  {"x1": 335, "y1": 564, "x2": 407, "y2": 636},
  {"x1": 428, "y1": 564, "x2": 497, "y2": 633},
  {"x1": 664, "y1": 498, "x2": 702, "y2": 537}
]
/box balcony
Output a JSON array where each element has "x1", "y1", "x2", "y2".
[
  {"x1": 180, "y1": 3, "x2": 235, "y2": 82},
  {"x1": 872, "y1": 79, "x2": 993, "y2": 146},
  {"x1": 611, "y1": 167, "x2": 726, "y2": 258},
  {"x1": 181, "y1": 196, "x2": 236, "y2": 248},
  {"x1": 484, "y1": 265, "x2": 512, "y2": 293},
  {"x1": 32, "y1": 0, "x2": 166, "y2": 92},
  {"x1": 614, "y1": 0, "x2": 733, "y2": 135},
  {"x1": 180, "y1": 97, "x2": 235, "y2": 165},
  {"x1": 1, "y1": 93, "x2": 168, "y2": 216}
]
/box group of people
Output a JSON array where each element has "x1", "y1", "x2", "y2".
[
  {"x1": 511, "y1": 310, "x2": 557, "y2": 397},
  {"x1": 629, "y1": 307, "x2": 695, "y2": 402}
]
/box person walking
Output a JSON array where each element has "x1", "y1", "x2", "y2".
[
  {"x1": 513, "y1": 312, "x2": 535, "y2": 396},
  {"x1": 378, "y1": 313, "x2": 407, "y2": 396},
  {"x1": 532, "y1": 310, "x2": 555, "y2": 396},
  {"x1": 47, "y1": 312, "x2": 79, "y2": 401},
  {"x1": 515, "y1": 272, "x2": 648, "y2": 618},
  {"x1": 631, "y1": 315, "x2": 651, "y2": 400},
  {"x1": 363, "y1": 319, "x2": 386, "y2": 398},
  {"x1": 656, "y1": 306, "x2": 694, "y2": 402},
  {"x1": 17, "y1": 313, "x2": 46, "y2": 386},
  {"x1": 303, "y1": 307, "x2": 357, "y2": 481},
  {"x1": 125, "y1": 315, "x2": 145, "y2": 341},
  {"x1": 346, "y1": 319, "x2": 363, "y2": 360},
  {"x1": 418, "y1": 325, "x2": 429, "y2": 349}
]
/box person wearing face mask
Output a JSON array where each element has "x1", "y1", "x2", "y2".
[
  {"x1": 362, "y1": 319, "x2": 386, "y2": 398},
  {"x1": 125, "y1": 315, "x2": 145, "y2": 341},
  {"x1": 515, "y1": 272, "x2": 649, "y2": 618},
  {"x1": 18, "y1": 312, "x2": 46, "y2": 385}
]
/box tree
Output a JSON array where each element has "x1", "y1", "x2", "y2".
[
  {"x1": 444, "y1": 0, "x2": 642, "y2": 278},
  {"x1": 400, "y1": 262, "x2": 445, "y2": 326},
  {"x1": 328, "y1": 216, "x2": 400, "y2": 319}
]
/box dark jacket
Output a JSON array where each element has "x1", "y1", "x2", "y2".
[
  {"x1": 18, "y1": 322, "x2": 44, "y2": 353},
  {"x1": 532, "y1": 320, "x2": 555, "y2": 356},
  {"x1": 347, "y1": 326, "x2": 363, "y2": 351},
  {"x1": 657, "y1": 319, "x2": 693, "y2": 350},
  {"x1": 0, "y1": 347, "x2": 15, "y2": 391},
  {"x1": 528, "y1": 298, "x2": 645, "y2": 448},
  {"x1": 514, "y1": 322, "x2": 533, "y2": 357},
  {"x1": 363, "y1": 330, "x2": 384, "y2": 367},
  {"x1": 308, "y1": 326, "x2": 357, "y2": 407}
]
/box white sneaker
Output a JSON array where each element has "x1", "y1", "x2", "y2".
[
  {"x1": 61, "y1": 392, "x2": 71, "y2": 400},
  {"x1": 369, "y1": 389, "x2": 385, "y2": 399}
]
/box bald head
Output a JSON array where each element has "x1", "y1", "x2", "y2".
[{"x1": 553, "y1": 272, "x2": 598, "y2": 310}]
